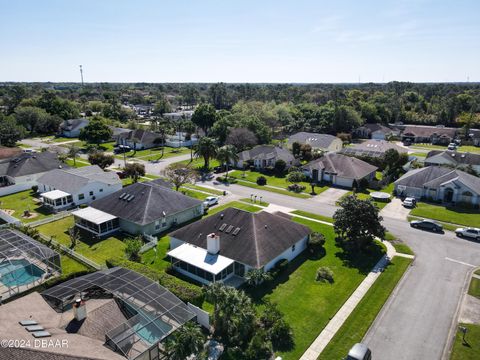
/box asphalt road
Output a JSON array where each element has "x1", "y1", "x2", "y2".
[{"x1": 204, "y1": 179, "x2": 480, "y2": 360}]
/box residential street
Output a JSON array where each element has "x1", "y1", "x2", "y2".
[{"x1": 204, "y1": 179, "x2": 480, "y2": 360}]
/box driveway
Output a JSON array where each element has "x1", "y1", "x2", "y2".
[
  {"x1": 380, "y1": 198, "x2": 411, "y2": 220},
  {"x1": 313, "y1": 188, "x2": 349, "y2": 205}
]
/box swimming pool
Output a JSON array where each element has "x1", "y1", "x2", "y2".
[{"x1": 0, "y1": 259, "x2": 45, "y2": 287}]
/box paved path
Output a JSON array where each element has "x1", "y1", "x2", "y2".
[
  {"x1": 380, "y1": 198, "x2": 411, "y2": 220},
  {"x1": 312, "y1": 187, "x2": 349, "y2": 205}
]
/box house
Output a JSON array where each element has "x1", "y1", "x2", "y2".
[
  {"x1": 167, "y1": 208, "x2": 311, "y2": 286},
  {"x1": 131, "y1": 104, "x2": 153, "y2": 117},
  {"x1": 0, "y1": 267, "x2": 195, "y2": 360},
  {"x1": 302, "y1": 153, "x2": 378, "y2": 188},
  {"x1": 394, "y1": 166, "x2": 480, "y2": 206},
  {"x1": 425, "y1": 150, "x2": 480, "y2": 173},
  {"x1": 37, "y1": 165, "x2": 122, "y2": 211},
  {"x1": 235, "y1": 145, "x2": 297, "y2": 169},
  {"x1": 163, "y1": 110, "x2": 195, "y2": 121},
  {"x1": 0, "y1": 146, "x2": 22, "y2": 160},
  {"x1": 115, "y1": 129, "x2": 160, "y2": 150},
  {"x1": 400, "y1": 125, "x2": 457, "y2": 145},
  {"x1": 72, "y1": 180, "x2": 203, "y2": 237},
  {"x1": 469, "y1": 129, "x2": 480, "y2": 146},
  {"x1": 0, "y1": 151, "x2": 67, "y2": 196},
  {"x1": 342, "y1": 139, "x2": 408, "y2": 158},
  {"x1": 109, "y1": 126, "x2": 130, "y2": 139},
  {"x1": 354, "y1": 123, "x2": 394, "y2": 140},
  {"x1": 165, "y1": 131, "x2": 199, "y2": 148},
  {"x1": 59, "y1": 118, "x2": 89, "y2": 138},
  {"x1": 287, "y1": 132, "x2": 343, "y2": 152}
]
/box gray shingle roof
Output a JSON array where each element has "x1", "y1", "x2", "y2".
[
  {"x1": 169, "y1": 208, "x2": 311, "y2": 268},
  {"x1": 116, "y1": 129, "x2": 159, "y2": 146},
  {"x1": 302, "y1": 153, "x2": 378, "y2": 180},
  {"x1": 0, "y1": 348, "x2": 98, "y2": 360},
  {"x1": 237, "y1": 145, "x2": 294, "y2": 163},
  {"x1": 287, "y1": 132, "x2": 339, "y2": 149},
  {"x1": 356, "y1": 123, "x2": 393, "y2": 134},
  {"x1": 402, "y1": 125, "x2": 456, "y2": 138},
  {"x1": 425, "y1": 150, "x2": 480, "y2": 167},
  {"x1": 91, "y1": 180, "x2": 202, "y2": 225},
  {"x1": 60, "y1": 118, "x2": 89, "y2": 132},
  {"x1": 0, "y1": 151, "x2": 67, "y2": 178},
  {"x1": 342, "y1": 140, "x2": 407, "y2": 158},
  {"x1": 38, "y1": 165, "x2": 121, "y2": 193}
]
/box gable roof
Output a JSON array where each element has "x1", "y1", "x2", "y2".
[
  {"x1": 287, "y1": 132, "x2": 340, "y2": 149},
  {"x1": 0, "y1": 151, "x2": 67, "y2": 178},
  {"x1": 90, "y1": 180, "x2": 202, "y2": 225},
  {"x1": 425, "y1": 150, "x2": 480, "y2": 167},
  {"x1": 395, "y1": 166, "x2": 480, "y2": 194},
  {"x1": 343, "y1": 140, "x2": 408, "y2": 158},
  {"x1": 169, "y1": 208, "x2": 311, "y2": 268},
  {"x1": 356, "y1": 123, "x2": 393, "y2": 134},
  {"x1": 302, "y1": 153, "x2": 378, "y2": 180},
  {"x1": 0, "y1": 146, "x2": 23, "y2": 160},
  {"x1": 38, "y1": 165, "x2": 121, "y2": 193},
  {"x1": 60, "y1": 118, "x2": 89, "y2": 132},
  {"x1": 237, "y1": 145, "x2": 294, "y2": 163},
  {"x1": 116, "y1": 129, "x2": 159, "y2": 146},
  {"x1": 402, "y1": 125, "x2": 457, "y2": 138}
]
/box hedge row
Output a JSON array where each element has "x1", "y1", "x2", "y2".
[{"x1": 105, "y1": 257, "x2": 204, "y2": 307}]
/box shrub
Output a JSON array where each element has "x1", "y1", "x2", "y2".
[
  {"x1": 316, "y1": 266, "x2": 334, "y2": 283},
  {"x1": 256, "y1": 176, "x2": 267, "y2": 185},
  {"x1": 31, "y1": 185, "x2": 39, "y2": 193},
  {"x1": 274, "y1": 159, "x2": 286, "y2": 175},
  {"x1": 287, "y1": 183, "x2": 306, "y2": 193},
  {"x1": 286, "y1": 171, "x2": 305, "y2": 183},
  {"x1": 288, "y1": 166, "x2": 300, "y2": 173},
  {"x1": 274, "y1": 259, "x2": 289, "y2": 273},
  {"x1": 359, "y1": 177, "x2": 370, "y2": 190},
  {"x1": 309, "y1": 232, "x2": 326, "y2": 255},
  {"x1": 124, "y1": 237, "x2": 143, "y2": 262},
  {"x1": 105, "y1": 257, "x2": 204, "y2": 306}
]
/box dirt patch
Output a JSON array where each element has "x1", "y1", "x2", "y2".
[
  {"x1": 21, "y1": 212, "x2": 38, "y2": 220},
  {"x1": 2, "y1": 209, "x2": 15, "y2": 216}
]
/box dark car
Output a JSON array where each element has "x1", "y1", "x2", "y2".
[
  {"x1": 114, "y1": 145, "x2": 131, "y2": 154},
  {"x1": 213, "y1": 165, "x2": 227, "y2": 173},
  {"x1": 410, "y1": 219, "x2": 443, "y2": 232}
]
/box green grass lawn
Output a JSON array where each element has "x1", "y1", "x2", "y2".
[
  {"x1": 384, "y1": 232, "x2": 414, "y2": 255},
  {"x1": 61, "y1": 254, "x2": 89, "y2": 275},
  {"x1": 228, "y1": 177, "x2": 311, "y2": 199},
  {"x1": 290, "y1": 210, "x2": 333, "y2": 223},
  {"x1": 412, "y1": 144, "x2": 480, "y2": 154},
  {"x1": 0, "y1": 190, "x2": 52, "y2": 223},
  {"x1": 468, "y1": 277, "x2": 480, "y2": 299},
  {"x1": 409, "y1": 152, "x2": 427, "y2": 158},
  {"x1": 240, "y1": 198, "x2": 269, "y2": 206},
  {"x1": 410, "y1": 203, "x2": 480, "y2": 228},
  {"x1": 206, "y1": 201, "x2": 263, "y2": 216},
  {"x1": 246, "y1": 217, "x2": 385, "y2": 360},
  {"x1": 179, "y1": 188, "x2": 211, "y2": 201},
  {"x1": 51, "y1": 136, "x2": 78, "y2": 143},
  {"x1": 450, "y1": 323, "x2": 480, "y2": 360},
  {"x1": 175, "y1": 157, "x2": 221, "y2": 170},
  {"x1": 36, "y1": 216, "x2": 128, "y2": 266},
  {"x1": 65, "y1": 158, "x2": 90, "y2": 168},
  {"x1": 115, "y1": 147, "x2": 190, "y2": 161},
  {"x1": 183, "y1": 183, "x2": 225, "y2": 196},
  {"x1": 339, "y1": 182, "x2": 395, "y2": 210},
  {"x1": 319, "y1": 256, "x2": 412, "y2": 359},
  {"x1": 475, "y1": 269, "x2": 480, "y2": 276}
]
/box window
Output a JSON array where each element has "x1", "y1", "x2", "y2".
[
  {"x1": 78, "y1": 194, "x2": 84, "y2": 200},
  {"x1": 99, "y1": 188, "x2": 103, "y2": 192},
  {"x1": 89, "y1": 191, "x2": 94, "y2": 196},
  {"x1": 292, "y1": 244, "x2": 296, "y2": 252}
]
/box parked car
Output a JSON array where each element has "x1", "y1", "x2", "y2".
[
  {"x1": 410, "y1": 219, "x2": 443, "y2": 232},
  {"x1": 213, "y1": 165, "x2": 227, "y2": 173},
  {"x1": 403, "y1": 197, "x2": 416, "y2": 208},
  {"x1": 114, "y1": 145, "x2": 131, "y2": 154},
  {"x1": 345, "y1": 343, "x2": 372, "y2": 360},
  {"x1": 403, "y1": 139, "x2": 412, "y2": 146},
  {"x1": 447, "y1": 143, "x2": 457, "y2": 150},
  {"x1": 455, "y1": 227, "x2": 480, "y2": 241},
  {"x1": 203, "y1": 196, "x2": 219, "y2": 208}
]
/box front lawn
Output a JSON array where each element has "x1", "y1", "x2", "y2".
[
  {"x1": 411, "y1": 144, "x2": 480, "y2": 154},
  {"x1": 319, "y1": 256, "x2": 412, "y2": 359},
  {"x1": 65, "y1": 158, "x2": 90, "y2": 168},
  {"x1": 175, "y1": 157, "x2": 221, "y2": 170},
  {"x1": 36, "y1": 216, "x2": 128, "y2": 266},
  {"x1": 468, "y1": 277, "x2": 480, "y2": 299},
  {"x1": 115, "y1": 146, "x2": 190, "y2": 161},
  {"x1": 0, "y1": 190, "x2": 52, "y2": 223},
  {"x1": 183, "y1": 184, "x2": 225, "y2": 196},
  {"x1": 290, "y1": 210, "x2": 333, "y2": 223},
  {"x1": 450, "y1": 323, "x2": 480, "y2": 360},
  {"x1": 410, "y1": 203, "x2": 480, "y2": 228},
  {"x1": 247, "y1": 217, "x2": 385, "y2": 360}
]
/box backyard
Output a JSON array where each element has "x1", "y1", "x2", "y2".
[
  {"x1": 0, "y1": 190, "x2": 52, "y2": 223},
  {"x1": 410, "y1": 203, "x2": 480, "y2": 228}
]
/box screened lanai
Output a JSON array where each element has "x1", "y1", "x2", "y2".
[
  {"x1": 41, "y1": 267, "x2": 196, "y2": 360},
  {"x1": 0, "y1": 228, "x2": 61, "y2": 301}
]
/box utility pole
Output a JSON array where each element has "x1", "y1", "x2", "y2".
[{"x1": 79, "y1": 65, "x2": 84, "y2": 86}]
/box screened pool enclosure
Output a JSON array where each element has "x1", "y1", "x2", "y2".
[
  {"x1": 0, "y1": 228, "x2": 61, "y2": 301},
  {"x1": 42, "y1": 267, "x2": 196, "y2": 360}
]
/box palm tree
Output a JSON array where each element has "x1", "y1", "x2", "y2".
[
  {"x1": 164, "y1": 322, "x2": 205, "y2": 360},
  {"x1": 194, "y1": 137, "x2": 218, "y2": 169},
  {"x1": 216, "y1": 145, "x2": 239, "y2": 181},
  {"x1": 245, "y1": 268, "x2": 272, "y2": 287},
  {"x1": 68, "y1": 144, "x2": 80, "y2": 166}
]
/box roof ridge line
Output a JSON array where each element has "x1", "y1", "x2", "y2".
[{"x1": 251, "y1": 212, "x2": 261, "y2": 268}]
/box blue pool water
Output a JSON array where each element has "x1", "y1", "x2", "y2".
[{"x1": 0, "y1": 259, "x2": 45, "y2": 287}]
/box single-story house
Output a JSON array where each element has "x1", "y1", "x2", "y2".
[
  {"x1": 167, "y1": 208, "x2": 311, "y2": 286},
  {"x1": 59, "y1": 118, "x2": 89, "y2": 138},
  {"x1": 425, "y1": 150, "x2": 480, "y2": 173},
  {"x1": 469, "y1": 130, "x2": 480, "y2": 146},
  {"x1": 37, "y1": 165, "x2": 122, "y2": 211},
  {"x1": 109, "y1": 126, "x2": 130, "y2": 139},
  {"x1": 72, "y1": 180, "x2": 203, "y2": 237},
  {"x1": 115, "y1": 129, "x2": 160, "y2": 150},
  {"x1": 354, "y1": 123, "x2": 395, "y2": 140},
  {"x1": 131, "y1": 104, "x2": 153, "y2": 116},
  {"x1": 163, "y1": 110, "x2": 195, "y2": 121},
  {"x1": 165, "y1": 131, "x2": 198, "y2": 148},
  {"x1": 342, "y1": 140, "x2": 408, "y2": 158},
  {"x1": 302, "y1": 153, "x2": 378, "y2": 189},
  {"x1": 394, "y1": 166, "x2": 480, "y2": 206},
  {"x1": 235, "y1": 145, "x2": 298, "y2": 169},
  {"x1": 0, "y1": 151, "x2": 67, "y2": 196},
  {"x1": 287, "y1": 132, "x2": 343, "y2": 152},
  {"x1": 400, "y1": 125, "x2": 457, "y2": 145}
]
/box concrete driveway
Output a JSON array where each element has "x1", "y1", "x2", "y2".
[
  {"x1": 313, "y1": 187, "x2": 349, "y2": 205},
  {"x1": 380, "y1": 198, "x2": 411, "y2": 220}
]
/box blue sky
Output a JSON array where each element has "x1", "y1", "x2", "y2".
[{"x1": 1, "y1": 0, "x2": 479, "y2": 83}]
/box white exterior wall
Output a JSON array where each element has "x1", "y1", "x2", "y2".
[
  {"x1": 264, "y1": 235, "x2": 308, "y2": 272},
  {"x1": 0, "y1": 173, "x2": 47, "y2": 196},
  {"x1": 334, "y1": 176, "x2": 354, "y2": 188},
  {"x1": 371, "y1": 131, "x2": 386, "y2": 140},
  {"x1": 326, "y1": 138, "x2": 344, "y2": 152}
]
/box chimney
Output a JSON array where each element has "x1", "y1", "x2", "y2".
[{"x1": 207, "y1": 233, "x2": 220, "y2": 254}]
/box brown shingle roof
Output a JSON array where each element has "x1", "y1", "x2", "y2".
[{"x1": 302, "y1": 153, "x2": 378, "y2": 180}]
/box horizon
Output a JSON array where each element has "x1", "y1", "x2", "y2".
[{"x1": 1, "y1": 0, "x2": 479, "y2": 83}]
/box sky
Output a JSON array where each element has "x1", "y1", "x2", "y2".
[{"x1": 0, "y1": 0, "x2": 479, "y2": 83}]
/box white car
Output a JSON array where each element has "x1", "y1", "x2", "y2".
[
  {"x1": 403, "y1": 197, "x2": 416, "y2": 208},
  {"x1": 203, "y1": 196, "x2": 219, "y2": 208},
  {"x1": 447, "y1": 143, "x2": 457, "y2": 150},
  {"x1": 455, "y1": 227, "x2": 480, "y2": 241}
]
